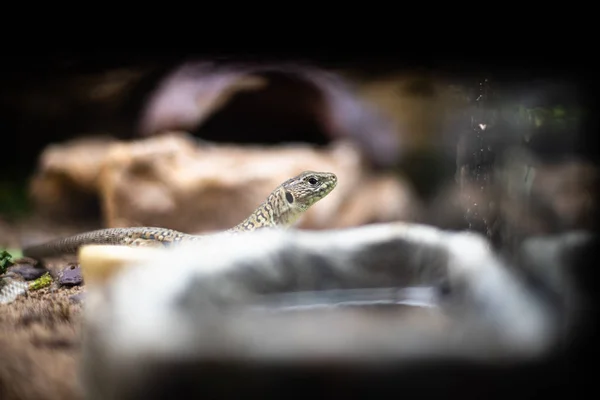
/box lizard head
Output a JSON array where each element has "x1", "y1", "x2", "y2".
[{"x1": 280, "y1": 170, "x2": 338, "y2": 212}]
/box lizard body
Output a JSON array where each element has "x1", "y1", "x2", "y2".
[{"x1": 21, "y1": 171, "x2": 337, "y2": 260}]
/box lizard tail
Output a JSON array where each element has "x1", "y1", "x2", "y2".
[
  {"x1": 22, "y1": 227, "x2": 192, "y2": 260},
  {"x1": 0, "y1": 277, "x2": 29, "y2": 304},
  {"x1": 22, "y1": 228, "x2": 153, "y2": 259}
]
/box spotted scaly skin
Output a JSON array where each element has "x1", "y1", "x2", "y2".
[
  {"x1": 21, "y1": 171, "x2": 338, "y2": 260},
  {"x1": 0, "y1": 277, "x2": 28, "y2": 304}
]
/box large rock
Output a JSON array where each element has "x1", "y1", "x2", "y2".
[
  {"x1": 28, "y1": 135, "x2": 118, "y2": 221},
  {"x1": 79, "y1": 223, "x2": 591, "y2": 399},
  {"x1": 29, "y1": 133, "x2": 422, "y2": 234}
]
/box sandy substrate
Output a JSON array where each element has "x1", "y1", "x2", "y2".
[{"x1": 0, "y1": 261, "x2": 85, "y2": 400}]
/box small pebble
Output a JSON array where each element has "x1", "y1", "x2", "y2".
[
  {"x1": 8, "y1": 264, "x2": 49, "y2": 281},
  {"x1": 58, "y1": 264, "x2": 84, "y2": 287}
]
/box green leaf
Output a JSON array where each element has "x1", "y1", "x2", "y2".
[
  {"x1": 28, "y1": 272, "x2": 53, "y2": 291},
  {"x1": 0, "y1": 249, "x2": 15, "y2": 274}
]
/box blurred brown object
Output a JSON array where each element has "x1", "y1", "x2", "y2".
[
  {"x1": 29, "y1": 135, "x2": 118, "y2": 221},
  {"x1": 355, "y1": 73, "x2": 470, "y2": 153},
  {"x1": 493, "y1": 154, "x2": 598, "y2": 243},
  {"x1": 99, "y1": 133, "x2": 421, "y2": 233},
  {"x1": 0, "y1": 217, "x2": 18, "y2": 248},
  {"x1": 28, "y1": 133, "x2": 421, "y2": 234},
  {"x1": 530, "y1": 160, "x2": 598, "y2": 230},
  {"x1": 425, "y1": 153, "x2": 598, "y2": 247}
]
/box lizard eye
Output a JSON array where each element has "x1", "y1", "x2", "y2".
[{"x1": 308, "y1": 177, "x2": 318, "y2": 185}]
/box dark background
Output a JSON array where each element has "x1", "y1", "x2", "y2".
[{"x1": 1, "y1": 49, "x2": 597, "y2": 171}]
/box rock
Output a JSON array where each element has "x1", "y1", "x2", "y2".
[
  {"x1": 80, "y1": 222, "x2": 587, "y2": 399},
  {"x1": 98, "y1": 133, "x2": 420, "y2": 233},
  {"x1": 7, "y1": 263, "x2": 48, "y2": 280},
  {"x1": 28, "y1": 135, "x2": 118, "y2": 221},
  {"x1": 58, "y1": 264, "x2": 83, "y2": 287},
  {"x1": 28, "y1": 133, "x2": 421, "y2": 233}
]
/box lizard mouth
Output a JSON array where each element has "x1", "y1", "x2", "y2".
[
  {"x1": 320, "y1": 176, "x2": 337, "y2": 192},
  {"x1": 321, "y1": 173, "x2": 337, "y2": 188}
]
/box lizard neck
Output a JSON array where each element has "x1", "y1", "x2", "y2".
[{"x1": 230, "y1": 187, "x2": 300, "y2": 232}]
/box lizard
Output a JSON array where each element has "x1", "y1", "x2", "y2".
[
  {"x1": 21, "y1": 170, "x2": 338, "y2": 260},
  {"x1": 0, "y1": 170, "x2": 337, "y2": 304}
]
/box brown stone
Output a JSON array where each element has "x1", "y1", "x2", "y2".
[
  {"x1": 28, "y1": 132, "x2": 421, "y2": 235},
  {"x1": 98, "y1": 132, "x2": 420, "y2": 233},
  {"x1": 28, "y1": 135, "x2": 118, "y2": 221}
]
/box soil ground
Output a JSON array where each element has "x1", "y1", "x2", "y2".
[{"x1": 1, "y1": 217, "x2": 88, "y2": 400}]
